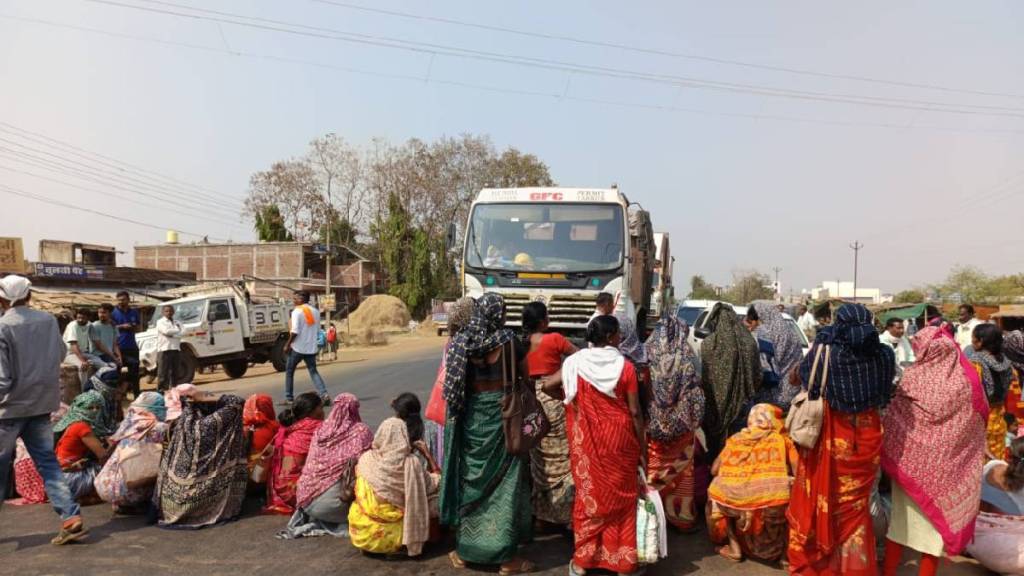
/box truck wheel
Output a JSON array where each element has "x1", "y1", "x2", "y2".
[
  {"x1": 270, "y1": 339, "x2": 287, "y2": 372},
  {"x1": 180, "y1": 348, "x2": 198, "y2": 383},
  {"x1": 223, "y1": 359, "x2": 249, "y2": 379}
]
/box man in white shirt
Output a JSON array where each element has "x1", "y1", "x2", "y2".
[
  {"x1": 879, "y1": 317, "x2": 915, "y2": 382},
  {"x1": 155, "y1": 305, "x2": 185, "y2": 391},
  {"x1": 956, "y1": 304, "x2": 984, "y2": 351},
  {"x1": 284, "y1": 292, "x2": 329, "y2": 405},
  {"x1": 796, "y1": 304, "x2": 818, "y2": 340},
  {"x1": 62, "y1": 309, "x2": 111, "y2": 388}
]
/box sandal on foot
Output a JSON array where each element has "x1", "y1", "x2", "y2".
[
  {"x1": 51, "y1": 518, "x2": 88, "y2": 546},
  {"x1": 716, "y1": 546, "x2": 743, "y2": 563},
  {"x1": 449, "y1": 551, "x2": 466, "y2": 569},
  {"x1": 499, "y1": 559, "x2": 536, "y2": 576},
  {"x1": 569, "y1": 562, "x2": 587, "y2": 576}
]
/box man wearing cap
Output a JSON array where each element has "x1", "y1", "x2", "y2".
[{"x1": 0, "y1": 275, "x2": 88, "y2": 544}]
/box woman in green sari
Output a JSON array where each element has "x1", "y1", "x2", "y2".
[{"x1": 440, "y1": 293, "x2": 534, "y2": 575}]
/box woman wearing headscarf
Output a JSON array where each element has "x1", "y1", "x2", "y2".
[
  {"x1": 1005, "y1": 330, "x2": 1024, "y2": 419},
  {"x1": 749, "y1": 301, "x2": 804, "y2": 410},
  {"x1": 440, "y1": 293, "x2": 534, "y2": 575},
  {"x1": 156, "y1": 392, "x2": 248, "y2": 529},
  {"x1": 243, "y1": 393, "x2": 279, "y2": 493},
  {"x1": 707, "y1": 403, "x2": 798, "y2": 564},
  {"x1": 523, "y1": 301, "x2": 578, "y2": 529},
  {"x1": 425, "y1": 297, "x2": 476, "y2": 466},
  {"x1": 554, "y1": 315, "x2": 646, "y2": 576},
  {"x1": 263, "y1": 392, "x2": 325, "y2": 515},
  {"x1": 645, "y1": 316, "x2": 705, "y2": 532},
  {"x1": 279, "y1": 393, "x2": 373, "y2": 539},
  {"x1": 700, "y1": 303, "x2": 762, "y2": 459},
  {"x1": 880, "y1": 325, "x2": 987, "y2": 576},
  {"x1": 966, "y1": 324, "x2": 1015, "y2": 460},
  {"x1": 349, "y1": 412, "x2": 441, "y2": 556},
  {"x1": 616, "y1": 313, "x2": 651, "y2": 418},
  {"x1": 53, "y1": 391, "x2": 114, "y2": 501},
  {"x1": 163, "y1": 383, "x2": 197, "y2": 421},
  {"x1": 787, "y1": 304, "x2": 896, "y2": 576},
  {"x1": 94, "y1": 392, "x2": 168, "y2": 513},
  {"x1": 88, "y1": 366, "x2": 123, "y2": 432}
]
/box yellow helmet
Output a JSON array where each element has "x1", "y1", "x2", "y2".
[{"x1": 514, "y1": 253, "x2": 535, "y2": 268}]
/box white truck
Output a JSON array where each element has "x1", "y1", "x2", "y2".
[
  {"x1": 459, "y1": 187, "x2": 656, "y2": 341},
  {"x1": 137, "y1": 283, "x2": 290, "y2": 381}
]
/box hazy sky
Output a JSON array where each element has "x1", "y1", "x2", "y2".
[{"x1": 1, "y1": 0, "x2": 1022, "y2": 293}]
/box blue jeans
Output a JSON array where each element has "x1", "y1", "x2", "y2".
[
  {"x1": 0, "y1": 415, "x2": 81, "y2": 520},
  {"x1": 284, "y1": 351, "x2": 328, "y2": 401}
]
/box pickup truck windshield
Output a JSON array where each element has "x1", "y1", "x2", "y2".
[
  {"x1": 148, "y1": 300, "x2": 205, "y2": 328},
  {"x1": 465, "y1": 203, "x2": 624, "y2": 273}
]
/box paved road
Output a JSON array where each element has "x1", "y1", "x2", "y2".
[{"x1": 0, "y1": 335, "x2": 990, "y2": 576}]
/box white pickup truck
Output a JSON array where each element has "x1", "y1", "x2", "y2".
[{"x1": 137, "y1": 284, "x2": 290, "y2": 381}]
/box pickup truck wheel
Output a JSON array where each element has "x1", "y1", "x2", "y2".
[
  {"x1": 223, "y1": 359, "x2": 249, "y2": 379},
  {"x1": 270, "y1": 340, "x2": 287, "y2": 372},
  {"x1": 180, "y1": 348, "x2": 198, "y2": 383}
]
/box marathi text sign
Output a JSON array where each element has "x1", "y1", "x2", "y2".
[
  {"x1": 0, "y1": 237, "x2": 26, "y2": 273},
  {"x1": 34, "y1": 262, "x2": 104, "y2": 279}
]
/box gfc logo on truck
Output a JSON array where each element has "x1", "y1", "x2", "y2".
[{"x1": 529, "y1": 191, "x2": 564, "y2": 201}]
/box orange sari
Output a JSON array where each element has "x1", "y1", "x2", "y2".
[{"x1": 787, "y1": 405, "x2": 882, "y2": 575}]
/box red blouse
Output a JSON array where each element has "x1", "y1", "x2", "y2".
[{"x1": 527, "y1": 332, "x2": 574, "y2": 377}]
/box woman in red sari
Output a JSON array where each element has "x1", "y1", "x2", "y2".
[
  {"x1": 787, "y1": 304, "x2": 896, "y2": 575},
  {"x1": 263, "y1": 392, "x2": 324, "y2": 515},
  {"x1": 243, "y1": 394, "x2": 279, "y2": 492},
  {"x1": 547, "y1": 315, "x2": 646, "y2": 576}
]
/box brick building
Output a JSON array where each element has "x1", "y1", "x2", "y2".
[{"x1": 134, "y1": 241, "x2": 381, "y2": 310}]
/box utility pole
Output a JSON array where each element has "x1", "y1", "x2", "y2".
[
  {"x1": 850, "y1": 241, "x2": 863, "y2": 303},
  {"x1": 772, "y1": 266, "x2": 782, "y2": 302}
]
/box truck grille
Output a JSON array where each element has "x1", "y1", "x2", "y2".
[{"x1": 501, "y1": 292, "x2": 598, "y2": 326}]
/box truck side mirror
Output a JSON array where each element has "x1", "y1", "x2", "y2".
[
  {"x1": 445, "y1": 223, "x2": 457, "y2": 252},
  {"x1": 694, "y1": 327, "x2": 711, "y2": 340}
]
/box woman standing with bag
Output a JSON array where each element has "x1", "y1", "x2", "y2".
[
  {"x1": 546, "y1": 315, "x2": 646, "y2": 576},
  {"x1": 787, "y1": 304, "x2": 896, "y2": 575},
  {"x1": 440, "y1": 293, "x2": 534, "y2": 575}
]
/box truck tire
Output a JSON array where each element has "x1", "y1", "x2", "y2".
[
  {"x1": 270, "y1": 339, "x2": 287, "y2": 372},
  {"x1": 180, "y1": 347, "x2": 198, "y2": 383},
  {"x1": 223, "y1": 359, "x2": 249, "y2": 379}
]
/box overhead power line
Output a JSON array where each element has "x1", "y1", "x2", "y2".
[
  {"x1": 76, "y1": 0, "x2": 1024, "y2": 119},
  {"x1": 0, "y1": 121, "x2": 245, "y2": 203},
  {"x1": 0, "y1": 163, "x2": 247, "y2": 229},
  {"x1": 0, "y1": 123, "x2": 245, "y2": 212},
  {"x1": 311, "y1": 0, "x2": 1024, "y2": 101},
  {"x1": 0, "y1": 136, "x2": 242, "y2": 215},
  {"x1": 0, "y1": 183, "x2": 228, "y2": 241},
  {"x1": 0, "y1": 145, "x2": 243, "y2": 219},
  {"x1": 6, "y1": 13, "x2": 1024, "y2": 137}
]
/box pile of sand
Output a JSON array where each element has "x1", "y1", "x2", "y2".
[{"x1": 348, "y1": 295, "x2": 411, "y2": 332}]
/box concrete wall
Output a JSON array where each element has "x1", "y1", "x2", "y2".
[{"x1": 135, "y1": 243, "x2": 305, "y2": 281}]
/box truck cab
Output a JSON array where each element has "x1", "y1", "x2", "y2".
[{"x1": 461, "y1": 187, "x2": 654, "y2": 340}]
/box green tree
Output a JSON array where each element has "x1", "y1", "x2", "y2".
[
  {"x1": 372, "y1": 193, "x2": 437, "y2": 316},
  {"x1": 688, "y1": 275, "x2": 718, "y2": 300},
  {"x1": 722, "y1": 270, "x2": 775, "y2": 305},
  {"x1": 253, "y1": 205, "x2": 293, "y2": 242},
  {"x1": 893, "y1": 289, "x2": 925, "y2": 304}
]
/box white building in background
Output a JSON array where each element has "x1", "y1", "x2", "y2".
[{"x1": 810, "y1": 280, "x2": 890, "y2": 304}]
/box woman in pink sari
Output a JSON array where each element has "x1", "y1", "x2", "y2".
[
  {"x1": 263, "y1": 392, "x2": 325, "y2": 515},
  {"x1": 881, "y1": 324, "x2": 988, "y2": 576}
]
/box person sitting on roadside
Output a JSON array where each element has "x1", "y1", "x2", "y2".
[
  {"x1": 53, "y1": 391, "x2": 114, "y2": 503},
  {"x1": 263, "y1": 392, "x2": 325, "y2": 515},
  {"x1": 243, "y1": 394, "x2": 279, "y2": 495},
  {"x1": 349, "y1": 394, "x2": 440, "y2": 557},
  {"x1": 968, "y1": 437, "x2": 1024, "y2": 575},
  {"x1": 94, "y1": 392, "x2": 167, "y2": 514},
  {"x1": 63, "y1": 309, "x2": 113, "y2": 389},
  {"x1": 157, "y1": 391, "x2": 248, "y2": 529},
  {"x1": 279, "y1": 393, "x2": 372, "y2": 540},
  {"x1": 707, "y1": 403, "x2": 797, "y2": 565}
]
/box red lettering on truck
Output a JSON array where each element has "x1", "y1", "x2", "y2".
[{"x1": 529, "y1": 192, "x2": 564, "y2": 201}]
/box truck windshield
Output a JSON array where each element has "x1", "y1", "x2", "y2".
[
  {"x1": 148, "y1": 300, "x2": 205, "y2": 328},
  {"x1": 465, "y1": 203, "x2": 624, "y2": 273}
]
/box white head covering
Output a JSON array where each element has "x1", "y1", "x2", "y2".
[
  {"x1": 0, "y1": 275, "x2": 31, "y2": 302},
  {"x1": 561, "y1": 346, "x2": 626, "y2": 405}
]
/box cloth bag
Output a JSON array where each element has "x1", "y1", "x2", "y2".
[
  {"x1": 636, "y1": 470, "x2": 668, "y2": 564},
  {"x1": 425, "y1": 352, "x2": 447, "y2": 425},
  {"x1": 500, "y1": 342, "x2": 550, "y2": 456},
  {"x1": 249, "y1": 441, "x2": 274, "y2": 485},
  {"x1": 786, "y1": 345, "x2": 830, "y2": 449},
  {"x1": 118, "y1": 442, "x2": 163, "y2": 488}
]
